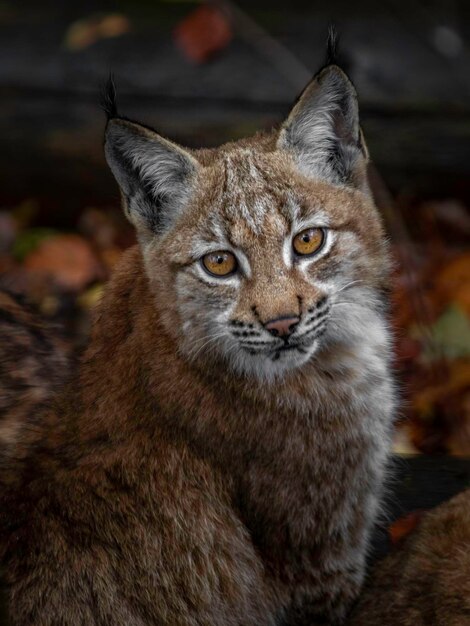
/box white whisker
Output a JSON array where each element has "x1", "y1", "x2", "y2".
[
  {"x1": 330, "y1": 301, "x2": 373, "y2": 312},
  {"x1": 187, "y1": 331, "x2": 229, "y2": 361},
  {"x1": 335, "y1": 280, "x2": 364, "y2": 295}
]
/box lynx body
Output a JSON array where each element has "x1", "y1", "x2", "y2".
[{"x1": 0, "y1": 57, "x2": 394, "y2": 625}]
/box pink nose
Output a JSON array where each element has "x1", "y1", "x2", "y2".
[{"x1": 264, "y1": 316, "x2": 300, "y2": 337}]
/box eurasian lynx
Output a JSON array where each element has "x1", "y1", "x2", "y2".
[{"x1": 0, "y1": 43, "x2": 394, "y2": 625}]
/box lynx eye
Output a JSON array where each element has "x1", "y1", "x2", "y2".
[
  {"x1": 201, "y1": 251, "x2": 238, "y2": 277},
  {"x1": 293, "y1": 227, "x2": 325, "y2": 257}
]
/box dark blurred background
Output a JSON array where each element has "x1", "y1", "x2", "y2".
[{"x1": 1, "y1": 0, "x2": 470, "y2": 456}]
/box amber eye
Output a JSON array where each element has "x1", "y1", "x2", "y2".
[
  {"x1": 201, "y1": 251, "x2": 238, "y2": 277},
  {"x1": 292, "y1": 227, "x2": 325, "y2": 256}
]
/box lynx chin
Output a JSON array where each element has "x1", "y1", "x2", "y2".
[{"x1": 0, "y1": 40, "x2": 395, "y2": 626}]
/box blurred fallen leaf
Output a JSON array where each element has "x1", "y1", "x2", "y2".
[
  {"x1": 100, "y1": 247, "x2": 123, "y2": 271},
  {"x1": 64, "y1": 13, "x2": 131, "y2": 51},
  {"x1": 393, "y1": 424, "x2": 420, "y2": 455},
  {"x1": 99, "y1": 14, "x2": 131, "y2": 38},
  {"x1": 40, "y1": 295, "x2": 61, "y2": 317},
  {"x1": 413, "y1": 359, "x2": 470, "y2": 415},
  {"x1": 79, "y1": 207, "x2": 117, "y2": 249},
  {"x1": 389, "y1": 511, "x2": 424, "y2": 545},
  {"x1": 418, "y1": 305, "x2": 470, "y2": 363},
  {"x1": 78, "y1": 208, "x2": 129, "y2": 271},
  {"x1": 23, "y1": 234, "x2": 103, "y2": 291},
  {"x1": 433, "y1": 252, "x2": 470, "y2": 315},
  {"x1": 13, "y1": 228, "x2": 57, "y2": 262},
  {"x1": 77, "y1": 283, "x2": 105, "y2": 310},
  {"x1": 173, "y1": 4, "x2": 233, "y2": 63},
  {"x1": 408, "y1": 358, "x2": 470, "y2": 455}
]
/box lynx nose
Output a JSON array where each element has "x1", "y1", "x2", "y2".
[{"x1": 264, "y1": 316, "x2": 300, "y2": 338}]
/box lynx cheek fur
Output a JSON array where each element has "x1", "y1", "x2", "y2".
[{"x1": 0, "y1": 58, "x2": 395, "y2": 625}]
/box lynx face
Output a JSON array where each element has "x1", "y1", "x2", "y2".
[
  {"x1": 104, "y1": 66, "x2": 389, "y2": 380},
  {"x1": 161, "y1": 154, "x2": 386, "y2": 380}
]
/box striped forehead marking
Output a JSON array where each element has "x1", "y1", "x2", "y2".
[{"x1": 222, "y1": 151, "x2": 273, "y2": 235}]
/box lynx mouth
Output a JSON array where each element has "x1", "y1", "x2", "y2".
[
  {"x1": 240, "y1": 323, "x2": 327, "y2": 361},
  {"x1": 271, "y1": 343, "x2": 308, "y2": 361},
  {"x1": 277, "y1": 343, "x2": 301, "y2": 351}
]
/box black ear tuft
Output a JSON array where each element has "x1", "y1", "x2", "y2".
[
  {"x1": 325, "y1": 24, "x2": 339, "y2": 66},
  {"x1": 101, "y1": 74, "x2": 118, "y2": 120},
  {"x1": 321, "y1": 25, "x2": 351, "y2": 74}
]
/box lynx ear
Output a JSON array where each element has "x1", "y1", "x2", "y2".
[
  {"x1": 277, "y1": 65, "x2": 369, "y2": 190},
  {"x1": 104, "y1": 118, "x2": 199, "y2": 235}
]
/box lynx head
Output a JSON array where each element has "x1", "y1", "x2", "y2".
[{"x1": 104, "y1": 62, "x2": 389, "y2": 381}]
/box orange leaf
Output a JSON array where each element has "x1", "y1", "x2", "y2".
[
  {"x1": 64, "y1": 13, "x2": 131, "y2": 51},
  {"x1": 173, "y1": 4, "x2": 233, "y2": 64},
  {"x1": 434, "y1": 252, "x2": 470, "y2": 315},
  {"x1": 24, "y1": 234, "x2": 102, "y2": 291},
  {"x1": 389, "y1": 511, "x2": 424, "y2": 545}
]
